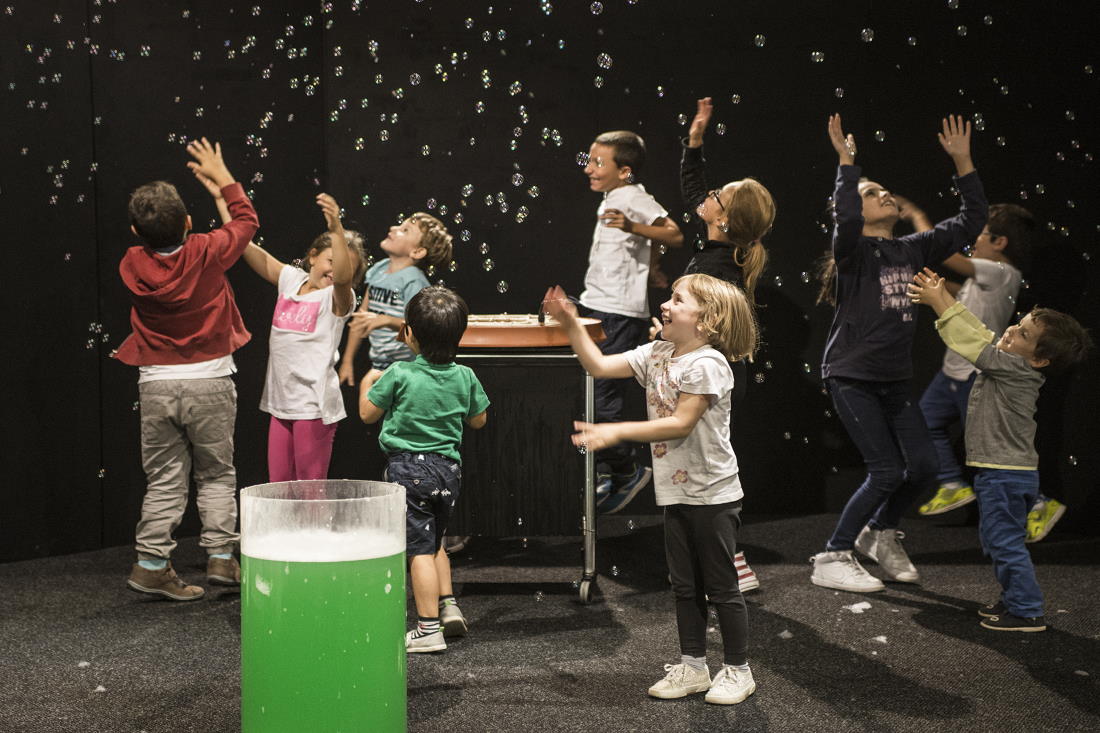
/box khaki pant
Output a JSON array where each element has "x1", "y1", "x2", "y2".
[{"x1": 135, "y1": 377, "x2": 239, "y2": 561}]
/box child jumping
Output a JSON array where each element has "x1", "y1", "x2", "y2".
[
  {"x1": 908, "y1": 268, "x2": 1090, "y2": 631},
  {"x1": 359, "y1": 286, "x2": 490, "y2": 653},
  {"x1": 914, "y1": 204, "x2": 1032, "y2": 515},
  {"x1": 117, "y1": 138, "x2": 258, "y2": 601},
  {"x1": 338, "y1": 213, "x2": 453, "y2": 392},
  {"x1": 544, "y1": 273, "x2": 759, "y2": 705},
  {"x1": 580, "y1": 129, "x2": 683, "y2": 513},
  {"x1": 226, "y1": 192, "x2": 365, "y2": 481},
  {"x1": 677, "y1": 95, "x2": 778, "y2": 592},
  {"x1": 811, "y1": 114, "x2": 987, "y2": 592}
]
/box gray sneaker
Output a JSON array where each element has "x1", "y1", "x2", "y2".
[
  {"x1": 855, "y1": 526, "x2": 920, "y2": 583},
  {"x1": 647, "y1": 663, "x2": 711, "y2": 699},
  {"x1": 810, "y1": 550, "x2": 885, "y2": 592},
  {"x1": 440, "y1": 602, "x2": 468, "y2": 637},
  {"x1": 405, "y1": 629, "x2": 447, "y2": 653}
]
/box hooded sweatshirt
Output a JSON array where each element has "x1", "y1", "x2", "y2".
[{"x1": 116, "y1": 183, "x2": 259, "y2": 366}]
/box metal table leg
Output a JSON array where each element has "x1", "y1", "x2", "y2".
[{"x1": 578, "y1": 371, "x2": 598, "y2": 604}]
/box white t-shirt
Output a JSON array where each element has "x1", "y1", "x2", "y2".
[
  {"x1": 138, "y1": 356, "x2": 236, "y2": 383},
  {"x1": 624, "y1": 340, "x2": 742, "y2": 506},
  {"x1": 942, "y1": 258, "x2": 1022, "y2": 380},
  {"x1": 259, "y1": 266, "x2": 353, "y2": 424},
  {"x1": 579, "y1": 183, "x2": 668, "y2": 319}
]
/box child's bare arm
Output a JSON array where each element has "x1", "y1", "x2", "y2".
[
  {"x1": 600, "y1": 211, "x2": 684, "y2": 248},
  {"x1": 570, "y1": 392, "x2": 710, "y2": 451},
  {"x1": 466, "y1": 411, "x2": 487, "y2": 429},
  {"x1": 241, "y1": 243, "x2": 284, "y2": 285},
  {"x1": 541, "y1": 286, "x2": 633, "y2": 378},
  {"x1": 192, "y1": 168, "x2": 233, "y2": 224},
  {"x1": 938, "y1": 115, "x2": 975, "y2": 177},
  {"x1": 318, "y1": 193, "x2": 355, "y2": 315},
  {"x1": 358, "y1": 378, "x2": 385, "y2": 423},
  {"x1": 941, "y1": 252, "x2": 976, "y2": 278}
]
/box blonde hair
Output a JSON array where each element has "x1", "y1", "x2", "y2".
[
  {"x1": 674, "y1": 273, "x2": 759, "y2": 362},
  {"x1": 409, "y1": 212, "x2": 453, "y2": 271},
  {"x1": 720, "y1": 178, "x2": 774, "y2": 302}
]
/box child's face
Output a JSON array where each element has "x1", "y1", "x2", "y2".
[
  {"x1": 308, "y1": 248, "x2": 335, "y2": 287},
  {"x1": 997, "y1": 313, "x2": 1047, "y2": 367},
  {"x1": 659, "y1": 283, "x2": 704, "y2": 345},
  {"x1": 584, "y1": 143, "x2": 630, "y2": 193},
  {"x1": 858, "y1": 180, "x2": 900, "y2": 228},
  {"x1": 970, "y1": 226, "x2": 1005, "y2": 260},
  {"x1": 696, "y1": 181, "x2": 741, "y2": 225},
  {"x1": 381, "y1": 218, "x2": 425, "y2": 259}
]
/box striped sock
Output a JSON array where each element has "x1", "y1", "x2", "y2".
[{"x1": 414, "y1": 617, "x2": 441, "y2": 637}]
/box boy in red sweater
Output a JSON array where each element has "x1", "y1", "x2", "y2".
[{"x1": 117, "y1": 138, "x2": 259, "y2": 601}]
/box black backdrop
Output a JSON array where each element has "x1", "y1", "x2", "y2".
[{"x1": 2, "y1": 1, "x2": 1096, "y2": 562}]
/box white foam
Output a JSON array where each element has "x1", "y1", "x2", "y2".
[{"x1": 242, "y1": 528, "x2": 403, "y2": 562}]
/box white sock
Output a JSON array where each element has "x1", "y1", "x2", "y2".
[{"x1": 681, "y1": 655, "x2": 707, "y2": 672}]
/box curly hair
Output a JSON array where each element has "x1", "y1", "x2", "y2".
[
  {"x1": 128, "y1": 181, "x2": 188, "y2": 249},
  {"x1": 408, "y1": 212, "x2": 453, "y2": 271}
]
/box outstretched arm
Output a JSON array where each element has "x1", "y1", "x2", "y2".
[
  {"x1": 681, "y1": 98, "x2": 714, "y2": 211},
  {"x1": 241, "y1": 243, "x2": 285, "y2": 285},
  {"x1": 541, "y1": 285, "x2": 633, "y2": 378},
  {"x1": 827, "y1": 114, "x2": 863, "y2": 259},
  {"x1": 600, "y1": 211, "x2": 684, "y2": 248},
  {"x1": 570, "y1": 392, "x2": 710, "y2": 451},
  {"x1": 938, "y1": 115, "x2": 975, "y2": 177},
  {"x1": 317, "y1": 193, "x2": 354, "y2": 315}
]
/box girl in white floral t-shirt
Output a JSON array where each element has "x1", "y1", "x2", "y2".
[{"x1": 542, "y1": 273, "x2": 759, "y2": 706}]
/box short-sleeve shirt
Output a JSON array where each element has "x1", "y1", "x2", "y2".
[
  {"x1": 364, "y1": 260, "x2": 430, "y2": 368},
  {"x1": 624, "y1": 340, "x2": 742, "y2": 506},
  {"x1": 368, "y1": 356, "x2": 491, "y2": 463},
  {"x1": 580, "y1": 183, "x2": 669, "y2": 319},
  {"x1": 260, "y1": 265, "x2": 352, "y2": 424},
  {"x1": 942, "y1": 258, "x2": 1022, "y2": 380}
]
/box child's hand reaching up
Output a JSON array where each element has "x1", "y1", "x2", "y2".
[
  {"x1": 937, "y1": 115, "x2": 975, "y2": 176},
  {"x1": 687, "y1": 97, "x2": 714, "y2": 148},
  {"x1": 827, "y1": 114, "x2": 857, "y2": 165},
  {"x1": 186, "y1": 137, "x2": 234, "y2": 190},
  {"x1": 316, "y1": 193, "x2": 344, "y2": 233},
  {"x1": 541, "y1": 285, "x2": 577, "y2": 324},
  {"x1": 908, "y1": 267, "x2": 954, "y2": 314}
]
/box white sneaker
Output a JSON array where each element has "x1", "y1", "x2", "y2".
[
  {"x1": 704, "y1": 666, "x2": 756, "y2": 705},
  {"x1": 810, "y1": 550, "x2": 885, "y2": 592},
  {"x1": 440, "y1": 602, "x2": 467, "y2": 637},
  {"x1": 647, "y1": 663, "x2": 711, "y2": 699},
  {"x1": 855, "y1": 526, "x2": 920, "y2": 583},
  {"x1": 405, "y1": 629, "x2": 447, "y2": 653}
]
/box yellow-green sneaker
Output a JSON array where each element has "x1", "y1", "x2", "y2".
[
  {"x1": 1026, "y1": 498, "x2": 1066, "y2": 543},
  {"x1": 918, "y1": 485, "x2": 976, "y2": 516}
]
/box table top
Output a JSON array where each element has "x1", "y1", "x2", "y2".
[{"x1": 459, "y1": 314, "x2": 606, "y2": 348}]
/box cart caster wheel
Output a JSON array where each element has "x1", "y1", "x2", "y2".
[{"x1": 579, "y1": 579, "x2": 595, "y2": 604}]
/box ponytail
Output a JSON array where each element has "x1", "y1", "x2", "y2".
[
  {"x1": 815, "y1": 252, "x2": 837, "y2": 306},
  {"x1": 733, "y1": 241, "x2": 768, "y2": 304}
]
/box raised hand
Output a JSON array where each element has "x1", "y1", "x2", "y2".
[
  {"x1": 541, "y1": 285, "x2": 577, "y2": 323},
  {"x1": 316, "y1": 193, "x2": 343, "y2": 231},
  {"x1": 185, "y1": 137, "x2": 234, "y2": 188},
  {"x1": 828, "y1": 114, "x2": 857, "y2": 165},
  {"x1": 191, "y1": 166, "x2": 223, "y2": 199},
  {"x1": 907, "y1": 267, "x2": 948, "y2": 309},
  {"x1": 688, "y1": 97, "x2": 714, "y2": 147},
  {"x1": 938, "y1": 115, "x2": 975, "y2": 175}
]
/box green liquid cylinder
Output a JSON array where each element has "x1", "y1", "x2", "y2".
[{"x1": 240, "y1": 482, "x2": 407, "y2": 733}]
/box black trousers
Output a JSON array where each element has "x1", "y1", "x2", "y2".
[{"x1": 664, "y1": 501, "x2": 747, "y2": 666}]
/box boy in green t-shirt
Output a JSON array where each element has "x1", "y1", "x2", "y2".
[{"x1": 360, "y1": 286, "x2": 490, "y2": 653}]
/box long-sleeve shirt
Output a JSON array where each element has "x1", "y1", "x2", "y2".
[
  {"x1": 116, "y1": 183, "x2": 259, "y2": 365},
  {"x1": 821, "y1": 165, "x2": 987, "y2": 382},
  {"x1": 679, "y1": 142, "x2": 745, "y2": 287},
  {"x1": 935, "y1": 302, "x2": 1043, "y2": 469}
]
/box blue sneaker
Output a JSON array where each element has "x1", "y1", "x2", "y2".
[
  {"x1": 599, "y1": 466, "x2": 652, "y2": 515},
  {"x1": 595, "y1": 473, "x2": 613, "y2": 506}
]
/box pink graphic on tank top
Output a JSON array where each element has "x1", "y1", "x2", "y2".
[{"x1": 271, "y1": 294, "x2": 321, "y2": 333}]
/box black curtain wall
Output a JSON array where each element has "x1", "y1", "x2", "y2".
[{"x1": 2, "y1": 1, "x2": 1096, "y2": 561}]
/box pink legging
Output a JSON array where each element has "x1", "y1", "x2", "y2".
[{"x1": 267, "y1": 416, "x2": 338, "y2": 482}]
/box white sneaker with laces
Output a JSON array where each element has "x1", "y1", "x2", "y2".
[
  {"x1": 440, "y1": 602, "x2": 467, "y2": 637},
  {"x1": 855, "y1": 526, "x2": 920, "y2": 583},
  {"x1": 704, "y1": 666, "x2": 756, "y2": 705},
  {"x1": 647, "y1": 663, "x2": 711, "y2": 699},
  {"x1": 810, "y1": 550, "x2": 885, "y2": 592},
  {"x1": 405, "y1": 629, "x2": 447, "y2": 653}
]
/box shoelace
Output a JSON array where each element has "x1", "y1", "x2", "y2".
[{"x1": 662, "y1": 663, "x2": 691, "y2": 684}]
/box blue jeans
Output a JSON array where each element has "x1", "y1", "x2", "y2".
[
  {"x1": 973, "y1": 468, "x2": 1043, "y2": 617},
  {"x1": 825, "y1": 377, "x2": 939, "y2": 551},
  {"x1": 918, "y1": 370, "x2": 976, "y2": 485}
]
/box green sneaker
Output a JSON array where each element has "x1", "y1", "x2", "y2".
[
  {"x1": 918, "y1": 485, "x2": 976, "y2": 516},
  {"x1": 1026, "y1": 498, "x2": 1066, "y2": 543}
]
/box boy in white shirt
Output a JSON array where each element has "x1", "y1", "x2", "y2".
[{"x1": 580, "y1": 130, "x2": 683, "y2": 512}]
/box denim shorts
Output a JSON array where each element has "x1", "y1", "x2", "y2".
[{"x1": 385, "y1": 452, "x2": 462, "y2": 556}]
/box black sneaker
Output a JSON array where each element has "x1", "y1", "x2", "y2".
[
  {"x1": 598, "y1": 466, "x2": 652, "y2": 515},
  {"x1": 980, "y1": 612, "x2": 1047, "y2": 632},
  {"x1": 978, "y1": 600, "x2": 1006, "y2": 618}
]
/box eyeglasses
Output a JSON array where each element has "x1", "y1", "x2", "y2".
[{"x1": 708, "y1": 189, "x2": 725, "y2": 209}]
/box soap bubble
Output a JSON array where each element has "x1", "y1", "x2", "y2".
[
  {"x1": 730, "y1": 94, "x2": 742, "y2": 104},
  {"x1": 835, "y1": 87, "x2": 845, "y2": 98},
  {"x1": 907, "y1": 36, "x2": 918, "y2": 46},
  {"x1": 860, "y1": 28, "x2": 875, "y2": 42},
  {"x1": 811, "y1": 51, "x2": 825, "y2": 63},
  {"x1": 753, "y1": 34, "x2": 766, "y2": 48},
  {"x1": 597, "y1": 53, "x2": 612, "y2": 69},
  {"x1": 483, "y1": 258, "x2": 495, "y2": 271},
  {"x1": 715, "y1": 123, "x2": 727, "y2": 135},
  {"x1": 590, "y1": 2, "x2": 603, "y2": 14},
  {"x1": 956, "y1": 25, "x2": 968, "y2": 36},
  {"x1": 874, "y1": 130, "x2": 886, "y2": 142},
  {"x1": 497, "y1": 280, "x2": 509, "y2": 293}
]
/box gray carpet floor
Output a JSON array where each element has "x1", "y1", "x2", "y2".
[{"x1": 1, "y1": 513, "x2": 1097, "y2": 733}]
